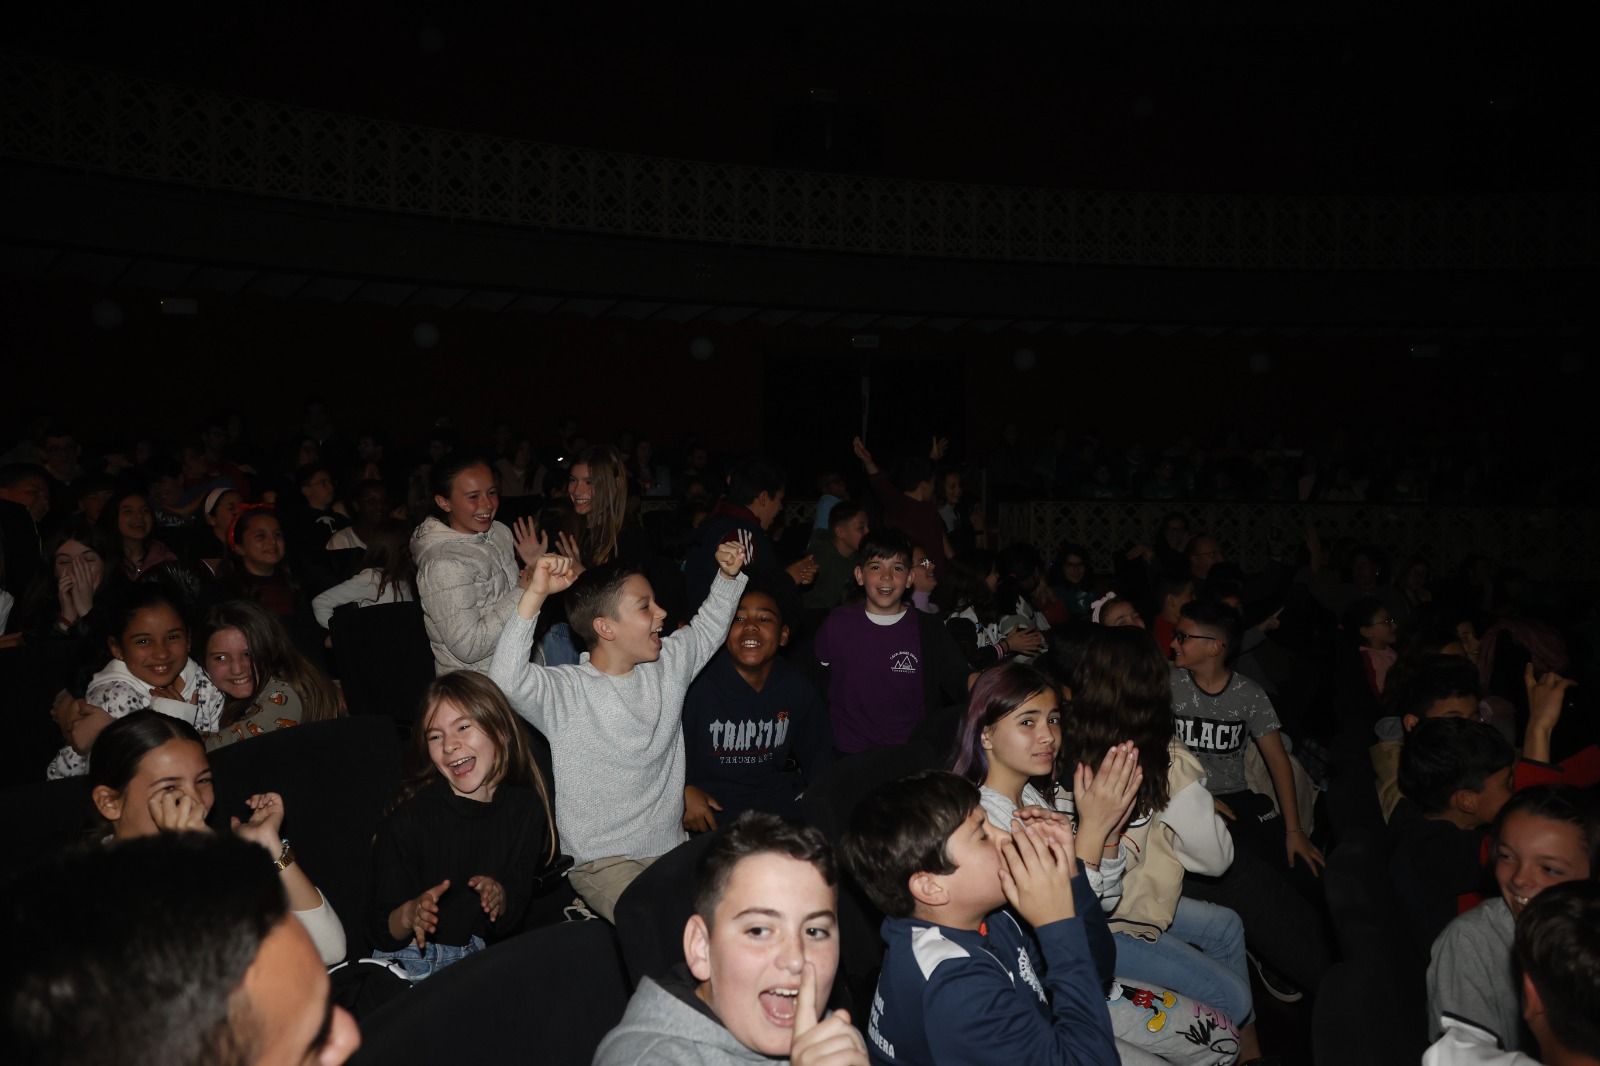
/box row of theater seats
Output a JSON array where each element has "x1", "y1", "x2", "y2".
[{"x1": 1310, "y1": 711, "x2": 1429, "y2": 1064}]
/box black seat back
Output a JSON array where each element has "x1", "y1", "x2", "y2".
[
  {"x1": 209, "y1": 716, "x2": 403, "y2": 962},
  {"x1": 330, "y1": 601, "x2": 435, "y2": 727},
  {"x1": 349, "y1": 921, "x2": 631, "y2": 1066}
]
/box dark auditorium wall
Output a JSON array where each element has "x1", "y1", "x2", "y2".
[{"x1": 0, "y1": 282, "x2": 767, "y2": 452}]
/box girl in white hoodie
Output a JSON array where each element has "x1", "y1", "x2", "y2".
[{"x1": 48, "y1": 585, "x2": 223, "y2": 779}]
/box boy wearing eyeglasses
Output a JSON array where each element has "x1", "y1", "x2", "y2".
[{"x1": 1170, "y1": 600, "x2": 1324, "y2": 878}]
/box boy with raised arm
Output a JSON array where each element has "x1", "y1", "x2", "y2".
[{"x1": 488, "y1": 540, "x2": 747, "y2": 921}]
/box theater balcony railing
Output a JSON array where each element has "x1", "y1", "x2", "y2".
[{"x1": 2, "y1": 51, "x2": 1595, "y2": 273}]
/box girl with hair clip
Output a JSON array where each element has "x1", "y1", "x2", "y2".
[
  {"x1": 96, "y1": 489, "x2": 177, "y2": 583},
  {"x1": 412, "y1": 455, "x2": 543, "y2": 675},
  {"x1": 87, "y1": 709, "x2": 348, "y2": 964},
  {"x1": 193, "y1": 487, "x2": 242, "y2": 576},
  {"x1": 311, "y1": 521, "x2": 417, "y2": 629},
  {"x1": 1062, "y1": 628, "x2": 1264, "y2": 1062},
  {"x1": 1428, "y1": 784, "x2": 1600, "y2": 1054},
  {"x1": 368, "y1": 671, "x2": 557, "y2": 980},
  {"x1": 1092, "y1": 591, "x2": 1147, "y2": 630},
  {"x1": 48, "y1": 584, "x2": 224, "y2": 779},
  {"x1": 200, "y1": 598, "x2": 343, "y2": 749}
]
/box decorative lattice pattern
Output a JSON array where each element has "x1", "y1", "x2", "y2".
[
  {"x1": 998, "y1": 501, "x2": 1600, "y2": 581},
  {"x1": 2, "y1": 51, "x2": 1594, "y2": 272}
]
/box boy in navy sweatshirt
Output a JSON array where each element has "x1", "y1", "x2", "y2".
[
  {"x1": 681, "y1": 585, "x2": 834, "y2": 830},
  {"x1": 839, "y1": 771, "x2": 1118, "y2": 1066}
]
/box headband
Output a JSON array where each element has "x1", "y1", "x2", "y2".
[{"x1": 1090, "y1": 591, "x2": 1119, "y2": 624}]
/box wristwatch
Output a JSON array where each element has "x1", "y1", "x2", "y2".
[{"x1": 273, "y1": 838, "x2": 296, "y2": 872}]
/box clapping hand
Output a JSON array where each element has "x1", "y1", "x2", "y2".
[
  {"x1": 231, "y1": 792, "x2": 287, "y2": 856},
  {"x1": 999, "y1": 817, "x2": 1078, "y2": 929},
  {"x1": 1072, "y1": 743, "x2": 1143, "y2": 859},
  {"x1": 407, "y1": 879, "x2": 451, "y2": 949},
  {"x1": 468, "y1": 875, "x2": 506, "y2": 922}
]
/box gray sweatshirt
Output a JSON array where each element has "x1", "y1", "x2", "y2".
[
  {"x1": 1427, "y1": 898, "x2": 1519, "y2": 1051},
  {"x1": 489, "y1": 570, "x2": 746, "y2": 866},
  {"x1": 593, "y1": 970, "x2": 782, "y2": 1066}
]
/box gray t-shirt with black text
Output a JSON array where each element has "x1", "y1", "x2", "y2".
[{"x1": 1170, "y1": 666, "x2": 1280, "y2": 794}]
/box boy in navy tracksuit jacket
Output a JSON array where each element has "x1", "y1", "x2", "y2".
[{"x1": 840, "y1": 770, "x2": 1119, "y2": 1066}]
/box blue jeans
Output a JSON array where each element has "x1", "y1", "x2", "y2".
[
  {"x1": 540, "y1": 622, "x2": 581, "y2": 666},
  {"x1": 369, "y1": 935, "x2": 485, "y2": 981},
  {"x1": 1114, "y1": 897, "x2": 1253, "y2": 1028}
]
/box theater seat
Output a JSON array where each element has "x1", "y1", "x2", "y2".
[
  {"x1": 614, "y1": 833, "x2": 716, "y2": 988},
  {"x1": 349, "y1": 920, "x2": 631, "y2": 1066},
  {"x1": 0, "y1": 776, "x2": 94, "y2": 881},
  {"x1": 209, "y1": 715, "x2": 404, "y2": 962},
  {"x1": 330, "y1": 601, "x2": 435, "y2": 727}
]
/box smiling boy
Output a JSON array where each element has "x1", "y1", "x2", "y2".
[
  {"x1": 595, "y1": 812, "x2": 869, "y2": 1066},
  {"x1": 681, "y1": 586, "x2": 834, "y2": 830},
  {"x1": 811, "y1": 531, "x2": 972, "y2": 755},
  {"x1": 489, "y1": 541, "x2": 747, "y2": 921}
]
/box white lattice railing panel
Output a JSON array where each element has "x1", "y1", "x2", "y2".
[
  {"x1": 998, "y1": 501, "x2": 1600, "y2": 582},
  {"x1": 3, "y1": 51, "x2": 1595, "y2": 272}
]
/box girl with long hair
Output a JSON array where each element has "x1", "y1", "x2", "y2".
[
  {"x1": 368, "y1": 671, "x2": 557, "y2": 980},
  {"x1": 200, "y1": 598, "x2": 343, "y2": 748}
]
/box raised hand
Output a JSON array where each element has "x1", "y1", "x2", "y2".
[
  {"x1": 148, "y1": 788, "x2": 210, "y2": 833},
  {"x1": 468, "y1": 875, "x2": 506, "y2": 922},
  {"x1": 999, "y1": 817, "x2": 1077, "y2": 929},
  {"x1": 529, "y1": 553, "x2": 579, "y2": 597},
  {"x1": 512, "y1": 517, "x2": 547, "y2": 568},
  {"x1": 790, "y1": 960, "x2": 869, "y2": 1066},
  {"x1": 231, "y1": 792, "x2": 287, "y2": 855},
  {"x1": 683, "y1": 784, "x2": 723, "y2": 832},
  {"x1": 716, "y1": 538, "x2": 748, "y2": 578},
  {"x1": 555, "y1": 531, "x2": 584, "y2": 566},
  {"x1": 929, "y1": 436, "x2": 949, "y2": 461},
  {"x1": 1525, "y1": 663, "x2": 1576, "y2": 735},
  {"x1": 851, "y1": 436, "x2": 879, "y2": 475}
]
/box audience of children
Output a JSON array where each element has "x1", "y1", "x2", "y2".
[{"x1": 4, "y1": 413, "x2": 1599, "y2": 1066}]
